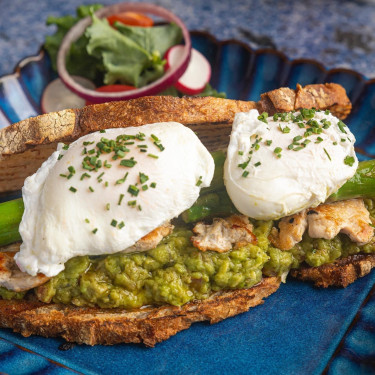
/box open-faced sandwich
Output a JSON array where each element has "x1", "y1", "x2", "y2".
[{"x1": 0, "y1": 83, "x2": 374, "y2": 347}]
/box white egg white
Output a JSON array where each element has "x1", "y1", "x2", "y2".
[
  {"x1": 224, "y1": 109, "x2": 358, "y2": 220},
  {"x1": 16, "y1": 122, "x2": 214, "y2": 277}
]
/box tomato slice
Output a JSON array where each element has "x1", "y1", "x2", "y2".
[
  {"x1": 85, "y1": 85, "x2": 135, "y2": 105},
  {"x1": 107, "y1": 12, "x2": 154, "y2": 27}
]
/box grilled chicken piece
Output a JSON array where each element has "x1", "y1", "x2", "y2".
[
  {"x1": 191, "y1": 215, "x2": 257, "y2": 252},
  {"x1": 125, "y1": 222, "x2": 174, "y2": 253},
  {"x1": 0, "y1": 252, "x2": 49, "y2": 292},
  {"x1": 269, "y1": 210, "x2": 308, "y2": 251},
  {"x1": 307, "y1": 199, "x2": 374, "y2": 245},
  {"x1": 270, "y1": 199, "x2": 374, "y2": 251}
]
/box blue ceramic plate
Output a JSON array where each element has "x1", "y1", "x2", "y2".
[{"x1": 0, "y1": 32, "x2": 374, "y2": 375}]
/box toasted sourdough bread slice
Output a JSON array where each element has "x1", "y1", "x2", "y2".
[
  {"x1": 290, "y1": 254, "x2": 375, "y2": 287},
  {"x1": 0, "y1": 277, "x2": 279, "y2": 347},
  {"x1": 0, "y1": 82, "x2": 366, "y2": 346},
  {"x1": 0, "y1": 83, "x2": 351, "y2": 193}
]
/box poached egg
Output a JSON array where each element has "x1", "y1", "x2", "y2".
[
  {"x1": 16, "y1": 122, "x2": 214, "y2": 277},
  {"x1": 224, "y1": 109, "x2": 358, "y2": 220}
]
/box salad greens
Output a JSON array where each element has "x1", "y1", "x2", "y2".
[
  {"x1": 44, "y1": 4, "x2": 225, "y2": 96},
  {"x1": 45, "y1": 4, "x2": 104, "y2": 82},
  {"x1": 85, "y1": 16, "x2": 182, "y2": 87},
  {"x1": 44, "y1": 4, "x2": 181, "y2": 88}
]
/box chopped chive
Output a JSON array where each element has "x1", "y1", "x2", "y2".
[
  {"x1": 110, "y1": 219, "x2": 118, "y2": 227},
  {"x1": 118, "y1": 194, "x2": 125, "y2": 205},
  {"x1": 150, "y1": 182, "x2": 157, "y2": 188},
  {"x1": 324, "y1": 148, "x2": 331, "y2": 161},
  {"x1": 242, "y1": 170, "x2": 249, "y2": 178},
  {"x1": 293, "y1": 135, "x2": 302, "y2": 142},
  {"x1": 139, "y1": 172, "x2": 149, "y2": 184},
  {"x1": 115, "y1": 172, "x2": 128, "y2": 185},
  {"x1": 148, "y1": 153, "x2": 159, "y2": 159},
  {"x1": 97, "y1": 172, "x2": 104, "y2": 180},
  {"x1": 92, "y1": 228, "x2": 98, "y2": 234},
  {"x1": 118, "y1": 221, "x2": 125, "y2": 229},
  {"x1": 196, "y1": 176, "x2": 203, "y2": 186},
  {"x1": 293, "y1": 146, "x2": 304, "y2": 151},
  {"x1": 257, "y1": 112, "x2": 268, "y2": 124},
  {"x1": 89, "y1": 186, "x2": 94, "y2": 192},
  {"x1": 344, "y1": 156, "x2": 355, "y2": 167},
  {"x1": 254, "y1": 162, "x2": 261, "y2": 167},
  {"x1": 120, "y1": 159, "x2": 137, "y2": 167},
  {"x1": 266, "y1": 140, "x2": 272, "y2": 146},
  {"x1": 128, "y1": 200, "x2": 137, "y2": 207},
  {"x1": 85, "y1": 218, "x2": 90, "y2": 223},
  {"x1": 315, "y1": 137, "x2": 323, "y2": 143},
  {"x1": 337, "y1": 120, "x2": 347, "y2": 134},
  {"x1": 238, "y1": 151, "x2": 244, "y2": 155},
  {"x1": 62, "y1": 144, "x2": 69, "y2": 150},
  {"x1": 69, "y1": 186, "x2": 77, "y2": 193},
  {"x1": 274, "y1": 147, "x2": 282, "y2": 154},
  {"x1": 151, "y1": 134, "x2": 159, "y2": 142},
  {"x1": 104, "y1": 160, "x2": 112, "y2": 168},
  {"x1": 128, "y1": 185, "x2": 140, "y2": 197},
  {"x1": 100, "y1": 129, "x2": 106, "y2": 133},
  {"x1": 105, "y1": 181, "x2": 108, "y2": 187},
  {"x1": 83, "y1": 141, "x2": 95, "y2": 146},
  {"x1": 60, "y1": 173, "x2": 67, "y2": 178},
  {"x1": 238, "y1": 157, "x2": 251, "y2": 170},
  {"x1": 58, "y1": 154, "x2": 64, "y2": 160},
  {"x1": 142, "y1": 184, "x2": 148, "y2": 191},
  {"x1": 106, "y1": 203, "x2": 110, "y2": 211},
  {"x1": 333, "y1": 141, "x2": 338, "y2": 145},
  {"x1": 80, "y1": 173, "x2": 91, "y2": 180}
]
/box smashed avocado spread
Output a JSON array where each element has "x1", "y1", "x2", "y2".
[{"x1": 1, "y1": 204, "x2": 375, "y2": 308}]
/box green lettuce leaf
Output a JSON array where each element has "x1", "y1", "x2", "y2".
[
  {"x1": 114, "y1": 22, "x2": 183, "y2": 58},
  {"x1": 85, "y1": 16, "x2": 176, "y2": 87},
  {"x1": 44, "y1": 4, "x2": 103, "y2": 81}
]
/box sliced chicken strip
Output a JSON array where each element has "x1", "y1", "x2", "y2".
[
  {"x1": 0, "y1": 252, "x2": 50, "y2": 292},
  {"x1": 270, "y1": 198, "x2": 374, "y2": 251},
  {"x1": 307, "y1": 199, "x2": 374, "y2": 245},
  {"x1": 191, "y1": 215, "x2": 257, "y2": 253},
  {"x1": 269, "y1": 210, "x2": 308, "y2": 250},
  {"x1": 124, "y1": 222, "x2": 174, "y2": 253}
]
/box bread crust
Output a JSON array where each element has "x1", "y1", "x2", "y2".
[
  {"x1": 290, "y1": 254, "x2": 375, "y2": 287},
  {"x1": 0, "y1": 277, "x2": 280, "y2": 347},
  {"x1": 0, "y1": 84, "x2": 351, "y2": 193}
]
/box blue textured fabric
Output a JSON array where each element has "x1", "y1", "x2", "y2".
[{"x1": 0, "y1": 2, "x2": 375, "y2": 373}]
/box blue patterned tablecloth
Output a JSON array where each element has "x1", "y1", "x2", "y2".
[
  {"x1": 1, "y1": 1, "x2": 375, "y2": 374},
  {"x1": 0, "y1": 0, "x2": 375, "y2": 78}
]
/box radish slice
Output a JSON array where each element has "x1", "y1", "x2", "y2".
[
  {"x1": 57, "y1": 3, "x2": 191, "y2": 104},
  {"x1": 41, "y1": 76, "x2": 96, "y2": 113},
  {"x1": 165, "y1": 46, "x2": 211, "y2": 95}
]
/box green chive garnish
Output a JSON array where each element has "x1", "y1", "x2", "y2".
[
  {"x1": 344, "y1": 156, "x2": 355, "y2": 167},
  {"x1": 118, "y1": 194, "x2": 125, "y2": 205},
  {"x1": 128, "y1": 185, "x2": 140, "y2": 196},
  {"x1": 69, "y1": 186, "x2": 77, "y2": 193},
  {"x1": 120, "y1": 159, "x2": 137, "y2": 167}
]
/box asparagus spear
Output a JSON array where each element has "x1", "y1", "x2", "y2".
[
  {"x1": 0, "y1": 198, "x2": 23, "y2": 246},
  {"x1": 328, "y1": 160, "x2": 375, "y2": 202}
]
